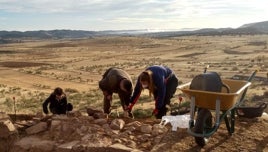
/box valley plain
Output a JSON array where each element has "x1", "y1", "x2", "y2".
[{"x1": 0, "y1": 34, "x2": 267, "y2": 151}]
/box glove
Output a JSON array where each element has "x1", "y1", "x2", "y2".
[
  {"x1": 127, "y1": 103, "x2": 134, "y2": 112},
  {"x1": 153, "y1": 107, "x2": 167, "y2": 119},
  {"x1": 128, "y1": 111, "x2": 134, "y2": 118},
  {"x1": 106, "y1": 95, "x2": 112, "y2": 100},
  {"x1": 152, "y1": 108, "x2": 159, "y2": 116}
]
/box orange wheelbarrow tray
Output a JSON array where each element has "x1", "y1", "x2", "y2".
[
  {"x1": 177, "y1": 79, "x2": 251, "y2": 139},
  {"x1": 178, "y1": 79, "x2": 251, "y2": 110}
]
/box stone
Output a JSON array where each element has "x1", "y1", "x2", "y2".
[
  {"x1": 0, "y1": 119, "x2": 17, "y2": 138},
  {"x1": 62, "y1": 122, "x2": 75, "y2": 134},
  {"x1": 109, "y1": 143, "x2": 139, "y2": 152},
  {"x1": 0, "y1": 113, "x2": 18, "y2": 152},
  {"x1": 35, "y1": 111, "x2": 44, "y2": 118},
  {"x1": 110, "y1": 119, "x2": 125, "y2": 130},
  {"x1": 52, "y1": 115, "x2": 69, "y2": 120},
  {"x1": 67, "y1": 111, "x2": 82, "y2": 117},
  {"x1": 81, "y1": 134, "x2": 91, "y2": 141},
  {"x1": 126, "y1": 140, "x2": 137, "y2": 148},
  {"x1": 125, "y1": 121, "x2": 142, "y2": 128},
  {"x1": 150, "y1": 143, "x2": 167, "y2": 152},
  {"x1": 13, "y1": 136, "x2": 54, "y2": 151},
  {"x1": 93, "y1": 112, "x2": 108, "y2": 119},
  {"x1": 152, "y1": 124, "x2": 168, "y2": 136},
  {"x1": 140, "y1": 124, "x2": 152, "y2": 133},
  {"x1": 94, "y1": 118, "x2": 107, "y2": 125},
  {"x1": 50, "y1": 120, "x2": 61, "y2": 131},
  {"x1": 25, "y1": 122, "x2": 47, "y2": 135},
  {"x1": 86, "y1": 107, "x2": 103, "y2": 116},
  {"x1": 57, "y1": 140, "x2": 80, "y2": 149}
]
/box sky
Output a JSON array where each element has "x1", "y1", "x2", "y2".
[{"x1": 0, "y1": 0, "x2": 268, "y2": 32}]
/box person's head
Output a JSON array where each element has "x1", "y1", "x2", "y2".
[
  {"x1": 53, "y1": 87, "x2": 64, "y2": 99},
  {"x1": 120, "y1": 79, "x2": 133, "y2": 94},
  {"x1": 139, "y1": 70, "x2": 154, "y2": 96}
]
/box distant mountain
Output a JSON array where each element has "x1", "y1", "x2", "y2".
[
  {"x1": 0, "y1": 20, "x2": 268, "y2": 41},
  {"x1": 239, "y1": 20, "x2": 268, "y2": 32},
  {"x1": 144, "y1": 20, "x2": 268, "y2": 37},
  {"x1": 0, "y1": 30, "x2": 99, "y2": 39}
]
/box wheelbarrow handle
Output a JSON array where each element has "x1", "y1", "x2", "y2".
[
  {"x1": 238, "y1": 70, "x2": 258, "y2": 105},
  {"x1": 247, "y1": 69, "x2": 258, "y2": 82}
]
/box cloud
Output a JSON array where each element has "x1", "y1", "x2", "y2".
[
  {"x1": 0, "y1": 0, "x2": 268, "y2": 31},
  {"x1": 1, "y1": 0, "x2": 267, "y2": 16}
]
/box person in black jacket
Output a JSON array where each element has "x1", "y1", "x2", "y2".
[{"x1": 43, "y1": 87, "x2": 73, "y2": 115}]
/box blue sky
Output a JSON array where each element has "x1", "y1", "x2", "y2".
[{"x1": 0, "y1": 0, "x2": 267, "y2": 31}]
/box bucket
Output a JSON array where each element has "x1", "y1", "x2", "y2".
[{"x1": 236, "y1": 102, "x2": 267, "y2": 118}]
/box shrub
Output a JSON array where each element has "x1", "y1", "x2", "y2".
[
  {"x1": 132, "y1": 108, "x2": 153, "y2": 118},
  {"x1": 65, "y1": 88, "x2": 79, "y2": 93}
]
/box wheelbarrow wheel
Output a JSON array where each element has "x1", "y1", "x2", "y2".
[{"x1": 194, "y1": 108, "x2": 213, "y2": 147}]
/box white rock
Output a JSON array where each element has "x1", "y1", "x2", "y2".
[{"x1": 110, "y1": 119, "x2": 125, "y2": 130}]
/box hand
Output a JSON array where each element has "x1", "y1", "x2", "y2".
[
  {"x1": 123, "y1": 105, "x2": 128, "y2": 110},
  {"x1": 128, "y1": 111, "x2": 134, "y2": 119},
  {"x1": 106, "y1": 95, "x2": 112, "y2": 100},
  {"x1": 153, "y1": 107, "x2": 167, "y2": 119},
  {"x1": 44, "y1": 113, "x2": 50, "y2": 118},
  {"x1": 123, "y1": 110, "x2": 134, "y2": 118},
  {"x1": 123, "y1": 110, "x2": 129, "y2": 117},
  {"x1": 103, "y1": 91, "x2": 109, "y2": 96},
  {"x1": 127, "y1": 103, "x2": 134, "y2": 112},
  {"x1": 152, "y1": 108, "x2": 159, "y2": 116}
]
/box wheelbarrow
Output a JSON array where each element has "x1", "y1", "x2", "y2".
[{"x1": 177, "y1": 70, "x2": 257, "y2": 147}]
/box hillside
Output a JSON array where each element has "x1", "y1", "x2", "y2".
[
  {"x1": 1, "y1": 20, "x2": 268, "y2": 40},
  {"x1": 240, "y1": 21, "x2": 268, "y2": 32}
]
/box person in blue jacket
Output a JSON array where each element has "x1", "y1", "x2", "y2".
[{"x1": 128, "y1": 65, "x2": 179, "y2": 119}]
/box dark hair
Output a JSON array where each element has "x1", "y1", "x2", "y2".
[
  {"x1": 122, "y1": 79, "x2": 133, "y2": 93},
  {"x1": 140, "y1": 71, "x2": 150, "y2": 81},
  {"x1": 53, "y1": 87, "x2": 63, "y2": 96}
]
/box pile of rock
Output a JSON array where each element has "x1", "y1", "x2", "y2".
[{"x1": 2, "y1": 108, "x2": 170, "y2": 152}]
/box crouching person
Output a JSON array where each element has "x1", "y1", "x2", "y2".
[
  {"x1": 43, "y1": 87, "x2": 73, "y2": 115},
  {"x1": 128, "y1": 65, "x2": 179, "y2": 119},
  {"x1": 99, "y1": 67, "x2": 133, "y2": 117}
]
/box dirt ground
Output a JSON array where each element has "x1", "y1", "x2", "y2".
[
  {"x1": 152, "y1": 115, "x2": 268, "y2": 152},
  {"x1": 0, "y1": 35, "x2": 267, "y2": 151}
]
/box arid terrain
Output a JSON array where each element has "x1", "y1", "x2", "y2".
[{"x1": 0, "y1": 35, "x2": 267, "y2": 151}]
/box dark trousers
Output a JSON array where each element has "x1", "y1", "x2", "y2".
[
  {"x1": 103, "y1": 92, "x2": 112, "y2": 114},
  {"x1": 49, "y1": 103, "x2": 73, "y2": 115},
  {"x1": 165, "y1": 74, "x2": 179, "y2": 105},
  {"x1": 118, "y1": 91, "x2": 131, "y2": 110},
  {"x1": 103, "y1": 91, "x2": 131, "y2": 114},
  {"x1": 153, "y1": 74, "x2": 179, "y2": 119},
  {"x1": 50, "y1": 106, "x2": 66, "y2": 114}
]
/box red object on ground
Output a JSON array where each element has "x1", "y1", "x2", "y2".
[{"x1": 178, "y1": 96, "x2": 183, "y2": 102}]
